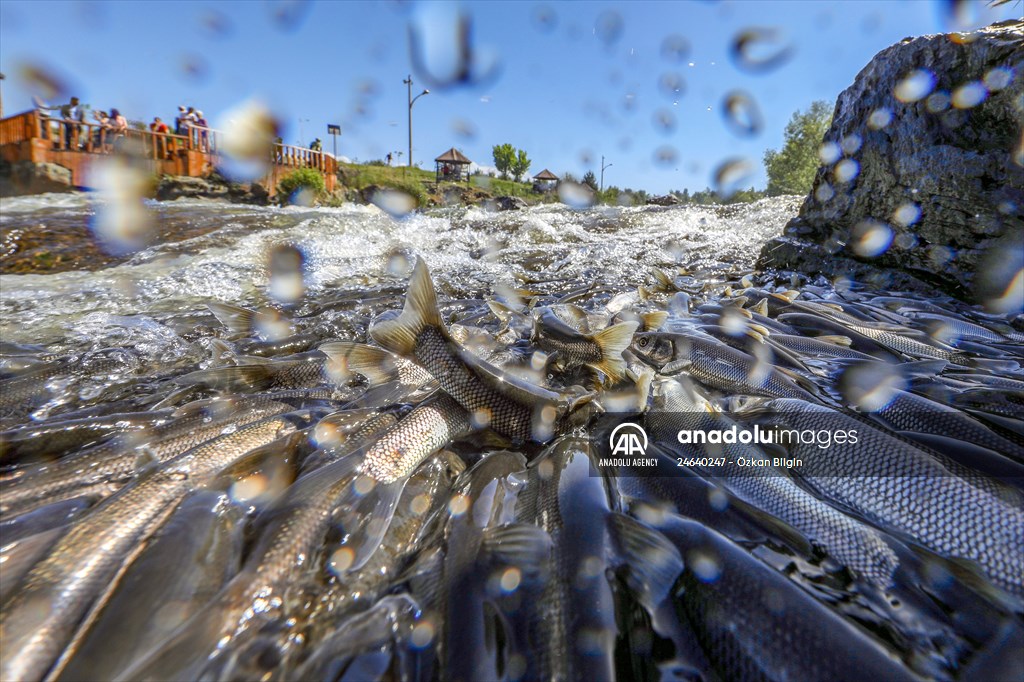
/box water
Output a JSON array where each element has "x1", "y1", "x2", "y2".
[
  {"x1": 2, "y1": 194, "x2": 1022, "y2": 681},
  {"x1": 0, "y1": 194, "x2": 800, "y2": 348}
]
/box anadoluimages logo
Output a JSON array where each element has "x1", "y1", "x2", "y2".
[{"x1": 609, "y1": 422, "x2": 648, "y2": 457}]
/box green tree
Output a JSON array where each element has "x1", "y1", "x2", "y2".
[
  {"x1": 492, "y1": 143, "x2": 516, "y2": 180},
  {"x1": 763, "y1": 100, "x2": 833, "y2": 196},
  {"x1": 511, "y1": 149, "x2": 531, "y2": 182},
  {"x1": 582, "y1": 170, "x2": 598, "y2": 191}
]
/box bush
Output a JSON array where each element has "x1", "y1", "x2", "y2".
[{"x1": 278, "y1": 168, "x2": 326, "y2": 203}]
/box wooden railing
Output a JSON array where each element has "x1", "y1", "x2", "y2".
[{"x1": 2, "y1": 111, "x2": 336, "y2": 175}]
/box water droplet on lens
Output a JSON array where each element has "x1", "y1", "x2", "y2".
[
  {"x1": 713, "y1": 158, "x2": 754, "y2": 199},
  {"x1": 925, "y1": 90, "x2": 951, "y2": 113},
  {"x1": 558, "y1": 181, "x2": 595, "y2": 209},
  {"x1": 839, "y1": 362, "x2": 905, "y2": 411},
  {"x1": 18, "y1": 62, "x2": 71, "y2": 101},
  {"x1": 652, "y1": 108, "x2": 676, "y2": 135},
  {"x1": 976, "y1": 238, "x2": 1024, "y2": 314},
  {"x1": 89, "y1": 159, "x2": 155, "y2": 256},
  {"x1": 658, "y1": 71, "x2": 685, "y2": 99},
  {"x1": 218, "y1": 99, "x2": 279, "y2": 181},
  {"x1": 689, "y1": 549, "x2": 722, "y2": 582},
  {"x1": 594, "y1": 10, "x2": 623, "y2": 46},
  {"x1": 653, "y1": 145, "x2": 677, "y2": 166},
  {"x1": 721, "y1": 90, "x2": 763, "y2": 137},
  {"x1": 850, "y1": 220, "x2": 893, "y2": 258},
  {"x1": 730, "y1": 27, "x2": 793, "y2": 73},
  {"x1": 840, "y1": 134, "x2": 862, "y2": 155},
  {"x1": 983, "y1": 67, "x2": 1012, "y2": 91},
  {"x1": 268, "y1": 244, "x2": 305, "y2": 304},
  {"x1": 951, "y1": 81, "x2": 987, "y2": 109},
  {"x1": 371, "y1": 188, "x2": 417, "y2": 218},
  {"x1": 660, "y1": 34, "x2": 690, "y2": 63},
  {"x1": 451, "y1": 117, "x2": 477, "y2": 139},
  {"x1": 531, "y1": 4, "x2": 558, "y2": 32},
  {"x1": 818, "y1": 142, "x2": 841, "y2": 165},
  {"x1": 867, "y1": 108, "x2": 892, "y2": 129},
  {"x1": 833, "y1": 158, "x2": 860, "y2": 184},
  {"x1": 408, "y1": 4, "x2": 502, "y2": 89},
  {"x1": 894, "y1": 69, "x2": 935, "y2": 103},
  {"x1": 200, "y1": 9, "x2": 232, "y2": 37},
  {"x1": 892, "y1": 202, "x2": 921, "y2": 227},
  {"x1": 268, "y1": 0, "x2": 311, "y2": 31}
]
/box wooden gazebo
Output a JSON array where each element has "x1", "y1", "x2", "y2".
[
  {"x1": 533, "y1": 168, "x2": 559, "y2": 191},
  {"x1": 435, "y1": 148, "x2": 472, "y2": 182}
]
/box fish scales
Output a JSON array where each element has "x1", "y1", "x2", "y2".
[
  {"x1": 0, "y1": 397, "x2": 292, "y2": 517},
  {"x1": 750, "y1": 399, "x2": 1024, "y2": 597},
  {"x1": 0, "y1": 415, "x2": 295, "y2": 682}
]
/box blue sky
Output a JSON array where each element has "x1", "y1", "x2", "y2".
[{"x1": 1, "y1": 1, "x2": 1017, "y2": 194}]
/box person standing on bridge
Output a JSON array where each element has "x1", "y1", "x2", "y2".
[
  {"x1": 60, "y1": 97, "x2": 85, "y2": 150},
  {"x1": 109, "y1": 109, "x2": 128, "y2": 152},
  {"x1": 150, "y1": 117, "x2": 170, "y2": 159},
  {"x1": 195, "y1": 110, "x2": 209, "y2": 152}
]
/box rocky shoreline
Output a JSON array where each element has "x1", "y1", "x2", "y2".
[{"x1": 758, "y1": 19, "x2": 1024, "y2": 309}]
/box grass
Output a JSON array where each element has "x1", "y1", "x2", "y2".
[{"x1": 337, "y1": 162, "x2": 556, "y2": 207}]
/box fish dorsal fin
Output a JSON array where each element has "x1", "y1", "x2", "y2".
[
  {"x1": 172, "y1": 364, "x2": 278, "y2": 391},
  {"x1": 751, "y1": 298, "x2": 768, "y2": 317},
  {"x1": 641, "y1": 311, "x2": 668, "y2": 332},
  {"x1": 651, "y1": 268, "x2": 675, "y2": 289},
  {"x1": 207, "y1": 302, "x2": 256, "y2": 335},
  {"x1": 815, "y1": 334, "x2": 852, "y2": 347},
  {"x1": 370, "y1": 260, "x2": 446, "y2": 355},
  {"x1": 320, "y1": 341, "x2": 401, "y2": 386}
]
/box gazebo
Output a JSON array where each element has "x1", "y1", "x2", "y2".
[
  {"x1": 533, "y1": 169, "x2": 559, "y2": 191},
  {"x1": 435, "y1": 148, "x2": 472, "y2": 182}
]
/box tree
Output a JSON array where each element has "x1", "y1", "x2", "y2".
[
  {"x1": 582, "y1": 170, "x2": 598, "y2": 191},
  {"x1": 492, "y1": 143, "x2": 516, "y2": 180},
  {"x1": 763, "y1": 100, "x2": 832, "y2": 197},
  {"x1": 511, "y1": 149, "x2": 531, "y2": 182}
]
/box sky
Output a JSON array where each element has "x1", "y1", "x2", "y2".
[{"x1": 0, "y1": 0, "x2": 1018, "y2": 195}]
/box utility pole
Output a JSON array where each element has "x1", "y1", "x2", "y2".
[
  {"x1": 404, "y1": 75, "x2": 429, "y2": 168},
  {"x1": 0, "y1": 73, "x2": 5, "y2": 119},
  {"x1": 600, "y1": 155, "x2": 613, "y2": 193}
]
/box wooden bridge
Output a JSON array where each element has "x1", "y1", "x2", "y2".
[{"x1": 0, "y1": 110, "x2": 337, "y2": 196}]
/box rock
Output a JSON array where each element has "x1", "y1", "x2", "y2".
[
  {"x1": 494, "y1": 195, "x2": 528, "y2": 211},
  {"x1": 0, "y1": 160, "x2": 74, "y2": 197},
  {"x1": 647, "y1": 194, "x2": 680, "y2": 206},
  {"x1": 758, "y1": 20, "x2": 1024, "y2": 304},
  {"x1": 156, "y1": 175, "x2": 268, "y2": 204}
]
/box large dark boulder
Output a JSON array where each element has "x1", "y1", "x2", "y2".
[{"x1": 759, "y1": 20, "x2": 1023, "y2": 307}]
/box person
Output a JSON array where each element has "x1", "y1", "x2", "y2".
[
  {"x1": 386, "y1": 152, "x2": 392, "y2": 166},
  {"x1": 92, "y1": 110, "x2": 111, "y2": 151},
  {"x1": 310, "y1": 138, "x2": 322, "y2": 151},
  {"x1": 60, "y1": 97, "x2": 85, "y2": 149},
  {"x1": 150, "y1": 116, "x2": 170, "y2": 159},
  {"x1": 109, "y1": 108, "x2": 128, "y2": 151},
  {"x1": 174, "y1": 106, "x2": 189, "y2": 136},
  {"x1": 195, "y1": 110, "x2": 209, "y2": 151}
]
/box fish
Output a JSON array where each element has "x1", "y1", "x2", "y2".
[
  {"x1": 512, "y1": 437, "x2": 625, "y2": 682},
  {"x1": 630, "y1": 330, "x2": 819, "y2": 401},
  {"x1": 658, "y1": 516, "x2": 918, "y2": 681},
  {"x1": 0, "y1": 409, "x2": 174, "y2": 467},
  {"x1": 205, "y1": 451, "x2": 464, "y2": 682},
  {"x1": 0, "y1": 397, "x2": 293, "y2": 518},
  {"x1": 736, "y1": 398, "x2": 1024, "y2": 599},
  {"x1": 0, "y1": 414, "x2": 301, "y2": 682},
  {"x1": 54, "y1": 491, "x2": 244, "y2": 682},
  {"x1": 117, "y1": 395, "x2": 469, "y2": 681},
  {"x1": 646, "y1": 377, "x2": 900, "y2": 588},
  {"x1": 531, "y1": 306, "x2": 638, "y2": 381},
  {"x1": 370, "y1": 260, "x2": 593, "y2": 443}
]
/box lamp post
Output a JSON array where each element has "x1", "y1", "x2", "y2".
[
  {"x1": 0, "y1": 73, "x2": 5, "y2": 119},
  {"x1": 404, "y1": 75, "x2": 429, "y2": 169},
  {"x1": 600, "y1": 155, "x2": 613, "y2": 193},
  {"x1": 327, "y1": 124, "x2": 341, "y2": 159}
]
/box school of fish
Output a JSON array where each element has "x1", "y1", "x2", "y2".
[{"x1": 1, "y1": 236, "x2": 1023, "y2": 681}]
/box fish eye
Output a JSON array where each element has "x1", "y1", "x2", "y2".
[{"x1": 638, "y1": 337, "x2": 649, "y2": 347}]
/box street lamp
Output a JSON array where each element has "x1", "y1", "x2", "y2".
[
  {"x1": 327, "y1": 124, "x2": 341, "y2": 159},
  {"x1": 404, "y1": 75, "x2": 429, "y2": 169},
  {"x1": 600, "y1": 155, "x2": 613, "y2": 193}
]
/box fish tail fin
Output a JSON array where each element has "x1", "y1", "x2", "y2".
[
  {"x1": 651, "y1": 268, "x2": 674, "y2": 290},
  {"x1": 173, "y1": 364, "x2": 278, "y2": 391},
  {"x1": 588, "y1": 321, "x2": 640, "y2": 381},
  {"x1": 207, "y1": 302, "x2": 255, "y2": 335},
  {"x1": 607, "y1": 512, "x2": 683, "y2": 611},
  {"x1": 816, "y1": 334, "x2": 853, "y2": 346},
  {"x1": 370, "y1": 260, "x2": 443, "y2": 355},
  {"x1": 641, "y1": 311, "x2": 668, "y2": 332},
  {"x1": 320, "y1": 341, "x2": 401, "y2": 386},
  {"x1": 481, "y1": 524, "x2": 553, "y2": 582}
]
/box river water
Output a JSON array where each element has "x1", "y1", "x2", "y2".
[{"x1": 1, "y1": 193, "x2": 1022, "y2": 681}]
